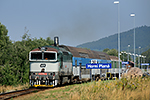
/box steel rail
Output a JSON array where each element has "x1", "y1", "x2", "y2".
[{"x1": 0, "y1": 88, "x2": 44, "y2": 100}]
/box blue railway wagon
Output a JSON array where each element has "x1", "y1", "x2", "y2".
[{"x1": 59, "y1": 45, "x2": 111, "y2": 81}]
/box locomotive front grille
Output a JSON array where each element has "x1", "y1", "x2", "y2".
[{"x1": 30, "y1": 72, "x2": 58, "y2": 80}]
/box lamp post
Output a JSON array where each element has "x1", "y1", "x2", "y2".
[
  {"x1": 136, "y1": 54, "x2": 138, "y2": 67},
  {"x1": 138, "y1": 47, "x2": 141, "y2": 68},
  {"x1": 129, "y1": 53, "x2": 132, "y2": 62},
  {"x1": 121, "y1": 52, "x2": 124, "y2": 61},
  {"x1": 121, "y1": 51, "x2": 127, "y2": 62},
  {"x1": 114, "y1": 1, "x2": 120, "y2": 79},
  {"x1": 139, "y1": 55, "x2": 141, "y2": 69},
  {"x1": 132, "y1": 53, "x2": 134, "y2": 62},
  {"x1": 130, "y1": 53, "x2": 134, "y2": 62},
  {"x1": 130, "y1": 13, "x2": 135, "y2": 67},
  {"x1": 143, "y1": 56, "x2": 148, "y2": 71},
  {"x1": 144, "y1": 56, "x2": 146, "y2": 63},
  {"x1": 141, "y1": 55, "x2": 145, "y2": 69},
  {"x1": 128, "y1": 45, "x2": 130, "y2": 61}
]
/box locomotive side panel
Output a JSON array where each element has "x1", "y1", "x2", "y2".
[{"x1": 59, "y1": 51, "x2": 73, "y2": 76}]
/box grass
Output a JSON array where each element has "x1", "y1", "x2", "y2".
[
  {"x1": 0, "y1": 83, "x2": 29, "y2": 93},
  {"x1": 13, "y1": 76, "x2": 150, "y2": 100}
]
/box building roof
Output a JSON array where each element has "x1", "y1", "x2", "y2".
[
  {"x1": 109, "y1": 55, "x2": 122, "y2": 61},
  {"x1": 59, "y1": 45, "x2": 110, "y2": 60}
]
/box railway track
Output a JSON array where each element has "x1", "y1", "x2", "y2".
[
  {"x1": 0, "y1": 80, "x2": 109, "y2": 100},
  {"x1": 0, "y1": 83, "x2": 73, "y2": 100},
  {"x1": 0, "y1": 88, "x2": 46, "y2": 100}
]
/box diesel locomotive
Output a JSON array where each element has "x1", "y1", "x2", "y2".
[{"x1": 29, "y1": 37, "x2": 122, "y2": 87}]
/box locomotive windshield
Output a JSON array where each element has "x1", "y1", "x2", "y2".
[
  {"x1": 30, "y1": 52, "x2": 56, "y2": 61},
  {"x1": 44, "y1": 52, "x2": 55, "y2": 60},
  {"x1": 31, "y1": 52, "x2": 42, "y2": 60}
]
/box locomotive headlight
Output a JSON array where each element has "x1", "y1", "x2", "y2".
[
  {"x1": 53, "y1": 72, "x2": 55, "y2": 79},
  {"x1": 30, "y1": 73, "x2": 36, "y2": 79},
  {"x1": 53, "y1": 72, "x2": 55, "y2": 76},
  {"x1": 29, "y1": 75, "x2": 31, "y2": 79}
]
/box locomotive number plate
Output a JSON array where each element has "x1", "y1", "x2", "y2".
[{"x1": 38, "y1": 73, "x2": 47, "y2": 75}]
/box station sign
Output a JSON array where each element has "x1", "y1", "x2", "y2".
[
  {"x1": 86, "y1": 63, "x2": 111, "y2": 69},
  {"x1": 141, "y1": 63, "x2": 149, "y2": 66}
]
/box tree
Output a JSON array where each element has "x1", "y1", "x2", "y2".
[
  {"x1": 0, "y1": 24, "x2": 54, "y2": 86},
  {"x1": 142, "y1": 48, "x2": 150, "y2": 63},
  {"x1": 105, "y1": 49, "x2": 118, "y2": 56},
  {"x1": 103, "y1": 48, "x2": 109, "y2": 53},
  {"x1": 0, "y1": 23, "x2": 12, "y2": 65},
  {"x1": 0, "y1": 23, "x2": 14, "y2": 85}
]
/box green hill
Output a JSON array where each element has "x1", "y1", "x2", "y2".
[{"x1": 77, "y1": 25, "x2": 150, "y2": 53}]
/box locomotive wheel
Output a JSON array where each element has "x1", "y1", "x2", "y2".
[
  {"x1": 59, "y1": 76, "x2": 63, "y2": 86},
  {"x1": 96, "y1": 77, "x2": 99, "y2": 81},
  {"x1": 68, "y1": 76, "x2": 72, "y2": 84}
]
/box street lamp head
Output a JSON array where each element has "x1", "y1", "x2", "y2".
[
  {"x1": 114, "y1": 1, "x2": 119, "y2": 4},
  {"x1": 130, "y1": 13, "x2": 135, "y2": 17}
]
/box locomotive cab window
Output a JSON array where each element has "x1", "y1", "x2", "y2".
[
  {"x1": 30, "y1": 51, "x2": 57, "y2": 61},
  {"x1": 31, "y1": 52, "x2": 42, "y2": 60},
  {"x1": 44, "y1": 52, "x2": 56, "y2": 60}
]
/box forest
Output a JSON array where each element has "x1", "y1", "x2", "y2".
[
  {"x1": 77, "y1": 26, "x2": 150, "y2": 53},
  {"x1": 0, "y1": 23, "x2": 53, "y2": 85},
  {"x1": 0, "y1": 22, "x2": 150, "y2": 86}
]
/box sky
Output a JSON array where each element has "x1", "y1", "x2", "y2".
[{"x1": 0, "y1": 0, "x2": 150, "y2": 46}]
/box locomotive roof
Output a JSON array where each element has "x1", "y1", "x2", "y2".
[
  {"x1": 31, "y1": 46, "x2": 59, "y2": 52},
  {"x1": 59, "y1": 45, "x2": 110, "y2": 60},
  {"x1": 31, "y1": 45, "x2": 72, "y2": 55}
]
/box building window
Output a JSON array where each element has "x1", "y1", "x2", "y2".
[{"x1": 79, "y1": 52, "x2": 89, "y2": 58}]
